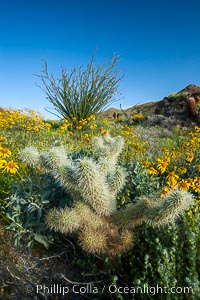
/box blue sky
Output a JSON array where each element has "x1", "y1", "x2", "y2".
[{"x1": 0, "y1": 0, "x2": 200, "y2": 119}]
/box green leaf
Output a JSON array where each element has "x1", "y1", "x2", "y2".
[{"x1": 34, "y1": 233, "x2": 49, "y2": 249}]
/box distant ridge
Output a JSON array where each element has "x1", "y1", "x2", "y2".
[
  {"x1": 178, "y1": 83, "x2": 200, "y2": 94},
  {"x1": 102, "y1": 84, "x2": 200, "y2": 122}
]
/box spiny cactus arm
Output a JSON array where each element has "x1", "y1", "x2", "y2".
[
  {"x1": 108, "y1": 136, "x2": 125, "y2": 158},
  {"x1": 101, "y1": 134, "x2": 125, "y2": 152},
  {"x1": 53, "y1": 163, "x2": 81, "y2": 198},
  {"x1": 92, "y1": 135, "x2": 106, "y2": 152},
  {"x1": 78, "y1": 220, "x2": 133, "y2": 256},
  {"x1": 112, "y1": 198, "x2": 148, "y2": 229},
  {"x1": 37, "y1": 149, "x2": 81, "y2": 198},
  {"x1": 120, "y1": 230, "x2": 134, "y2": 252},
  {"x1": 92, "y1": 134, "x2": 125, "y2": 175},
  {"x1": 73, "y1": 158, "x2": 116, "y2": 216},
  {"x1": 92, "y1": 134, "x2": 119, "y2": 150},
  {"x1": 78, "y1": 228, "x2": 108, "y2": 255},
  {"x1": 101, "y1": 133, "x2": 113, "y2": 144},
  {"x1": 97, "y1": 155, "x2": 118, "y2": 175},
  {"x1": 107, "y1": 166, "x2": 126, "y2": 195},
  {"x1": 112, "y1": 189, "x2": 195, "y2": 229},
  {"x1": 46, "y1": 201, "x2": 107, "y2": 235},
  {"x1": 46, "y1": 207, "x2": 82, "y2": 234},
  {"x1": 40, "y1": 145, "x2": 68, "y2": 170},
  {"x1": 145, "y1": 189, "x2": 195, "y2": 227},
  {"x1": 20, "y1": 145, "x2": 68, "y2": 171},
  {"x1": 74, "y1": 201, "x2": 105, "y2": 230},
  {"x1": 20, "y1": 146, "x2": 40, "y2": 167},
  {"x1": 106, "y1": 229, "x2": 134, "y2": 256}
]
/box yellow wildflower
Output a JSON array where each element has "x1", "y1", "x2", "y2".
[
  {"x1": 60, "y1": 124, "x2": 69, "y2": 130},
  {"x1": 78, "y1": 119, "x2": 87, "y2": 125},
  {"x1": 161, "y1": 187, "x2": 170, "y2": 196},
  {"x1": 99, "y1": 127, "x2": 108, "y2": 135},
  {"x1": 186, "y1": 153, "x2": 194, "y2": 163},
  {"x1": 0, "y1": 147, "x2": 11, "y2": 158},
  {"x1": 90, "y1": 124, "x2": 97, "y2": 130},
  {"x1": 68, "y1": 131, "x2": 74, "y2": 137},
  {"x1": 156, "y1": 158, "x2": 168, "y2": 174},
  {"x1": 171, "y1": 151, "x2": 178, "y2": 159},
  {"x1": 142, "y1": 161, "x2": 150, "y2": 167},
  {"x1": 33, "y1": 125, "x2": 39, "y2": 132},
  {"x1": 193, "y1": 183, "x2": 200, "y2": 193},
  {"x1": 0, "y1": 159, "x2": 7, "y2": 169},
  {"x1": 194, "y1": 176, "x2": 200, "y2": 182},
  {"x1": 166, "y1": 171, "x2": 179, "y2": 188},
  {"x1": 164, "y1": 148, "x2": 169, "y2": 154},
  {"x1": 178, "y1": 179, "x2": 190, "y2": 191},
  {"x1": 83, "y1": 133, "x2": 90, "y2": 141},
  {"x1": 87, "y1": 115, "x2": 96, "y2": 121},
  {"x1": 148, "y1": 167, "x2": 158, "y2": 176},
  {"x1": 179, "y1": 167, "x2": 187, "y2": 175},
  {"x1": 4, "y1": 161, "x2": 19, "y2": 174}
]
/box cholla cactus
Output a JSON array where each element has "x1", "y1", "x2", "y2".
[{"x1": 21, "y1": 134, "x2": 195, "y2": 256}]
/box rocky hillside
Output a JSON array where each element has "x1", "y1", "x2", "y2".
[{"x1": 103, "y1": 84, "x2": 200, "y2": 127}]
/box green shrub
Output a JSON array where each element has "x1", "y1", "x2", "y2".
[
  {"x1": 118, "y1": 208, "x2": 199, "y2": 299},
  {"x1": 3, "y1": 172, "x2": 72, "y2": 252},
  {"x1": 38, "y1": 53, "x2": 122, "y2": 123}
]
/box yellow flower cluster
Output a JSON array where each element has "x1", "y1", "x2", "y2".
[
  {"x1": 0, "y1": 109, "x2": 51, "y2": 132},
  {"x1": 131, "y1": 113, "x2": 145, "y2": 120},
  {"x1": 120, "y1": 125, "x2": 147, "y2": 156},
  {"x1": 98, "y1": 127, "x2": 109, "y2": 135},
  {"x1": 58, "y1": 115, "x2": 110, "y2": 140},
  {"x1": 145, "y1": 126, "x2": 200, "y2": 196},
  {"x1": 58, "y1": 115, "x2": 97, "y2": 134},
  {"x1": 0, "y1": 137, "x2": 19, "y2": 174},
  {"x1": 156, "y1": 156, "x2": 170, "y2": 174},
  {"x1": 83, "y1": 133, "x2": 90, "y2": 142}
]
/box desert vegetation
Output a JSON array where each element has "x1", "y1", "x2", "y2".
[{"x1": 0, "y1": 57, "x2": 199, "y2": 299}]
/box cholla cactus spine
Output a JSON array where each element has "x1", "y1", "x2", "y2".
[{"x1": 73, "y1": 158, "x2": 116, "y2": 216}]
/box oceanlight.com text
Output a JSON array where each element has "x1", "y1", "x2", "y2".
[{"x1": 29, "y1": 283, "x2": 194, "y2": 296}]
